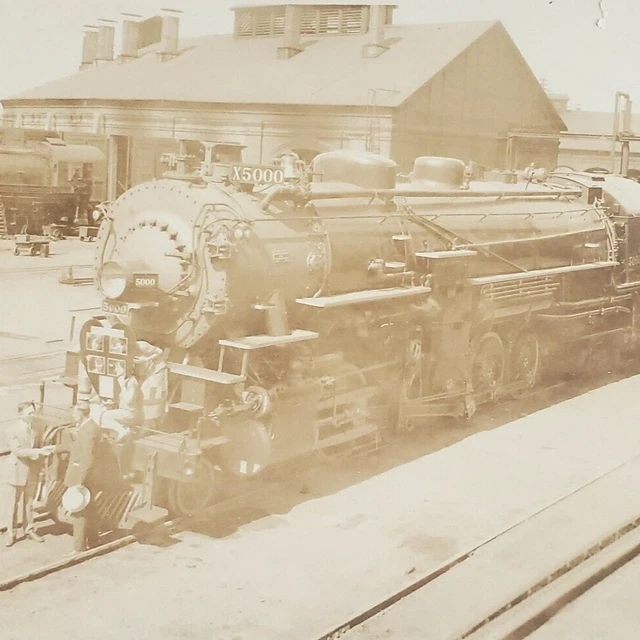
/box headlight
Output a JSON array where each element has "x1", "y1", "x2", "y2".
[
  {"x1": 182, "y1": 455, "x2": 198, "y2": 477},
  {"x1": 99, "y1": 261, "x2": 128, "y2": 299}
]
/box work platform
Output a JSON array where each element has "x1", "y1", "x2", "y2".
[{"x1": 3, "y1": 375, "x2": 640, "y2": 639}]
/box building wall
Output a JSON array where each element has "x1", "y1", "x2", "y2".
[
  {"x1": 391, "y1": 23, "x2": 562, "y2": 171},
  {"x1": 2, "y1": 103, "x2": 394, "y2": 196}
]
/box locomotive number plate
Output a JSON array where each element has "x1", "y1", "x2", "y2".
[
  {"x1": 102, "y1": 300, "x2": 130, "y2": 316},
  {"x1": 230, "y1": 164, "x2": 285, "y2": 186},
  {"x1": 133, "y1": 273, "x2": 158, "y2": 289}
]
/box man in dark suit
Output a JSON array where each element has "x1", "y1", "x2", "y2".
[
  {"x1": 5, "y1": 401, "x2": 55, "y2": 547},
  {"x1": 64, "y1": 402, "x2": 102, "y2": 552}
]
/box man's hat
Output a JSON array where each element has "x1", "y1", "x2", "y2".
[{"x1": 62, "y1": 485, "x2": 91, "y2": 514}]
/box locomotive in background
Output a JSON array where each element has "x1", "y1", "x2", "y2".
[
  {"x1": 40, "y1": 147, "x2": 640, "y2": 529},
  {"x1": 0, "y1": 132, "x2": 105, "y2": 236}
]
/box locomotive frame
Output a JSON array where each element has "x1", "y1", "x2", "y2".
[{"x1": 36, "y1": 151, "x2": 640, "y2": 532}]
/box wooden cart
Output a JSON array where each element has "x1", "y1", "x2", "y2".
[
  {"x1": 79, "y1": 225, "x2": 99, "y2": 242},
  {"x1": 14, "y1": 233, "x2": 50, "y2": 257}
]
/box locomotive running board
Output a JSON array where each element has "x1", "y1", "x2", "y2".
[
  {"x1": 168, "y1": 362, "x2": 246, "y2": 385},
  {"x1": 218, "y1": 329, "x2": 319, "y2": 349},
  {"x1": 468, "y1": 261, "x2": 618, "y2": 286},
  {"x1": 296, "y1": 286, "x2": 431, "y2": 308}
]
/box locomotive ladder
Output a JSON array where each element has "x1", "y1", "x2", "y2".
[{"x1": 0, "y1": 201, "x2": 7, "y2": 238}]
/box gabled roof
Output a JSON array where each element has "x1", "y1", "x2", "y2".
[{"x1": 4, "y1": 21, "x2": 500, "y2": 108}]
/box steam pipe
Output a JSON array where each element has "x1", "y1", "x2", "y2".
[
  {"x1": 621, "y1": 97, "x2": 633, "y2": 176},
  {"x1": 306, "y1": 188, "x2": 583, "y2": 200},
  {"x1": 260, "y1": 186, "x2": 583, "y2": 209},
  {"x1": 611, "y1": 92, "x2": 630, "y2": 174},
  {"x1": 260, "y1": 184, "x2": 310, "y2": 210}
]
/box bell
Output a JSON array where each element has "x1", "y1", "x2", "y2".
[{"x1": 281, "y1": 152, "x2": 300, "y2": 181}]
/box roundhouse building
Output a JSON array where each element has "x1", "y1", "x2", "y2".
[{"x1": 1, "y1": 2, "x2": 565, "y2": 200}]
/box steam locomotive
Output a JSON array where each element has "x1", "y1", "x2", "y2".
[
  {"x1": 0, "y1": 137, "x2": 104, "y2": 235},
  {"x1": 40, "y1": 150, "x2": 640, "y2": 530}
]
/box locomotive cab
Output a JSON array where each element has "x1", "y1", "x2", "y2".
[{"x1": 551, "y1": 170, "x2": 640, "y2": 286}]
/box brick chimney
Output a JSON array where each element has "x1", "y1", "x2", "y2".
[
  {"x1": 362, "y1": 5, "x2": 389, "y2": 59},
  {"x1": 158, "y1": 8, "x2": 182, "y2": 61},
  {"x1": 277, "y1": 5, "x2": 303, "y2": 60},
  {"x1": 120, "y1": 13, "x2": 143, "y2": 60},
  {"x1": 96, "y1": 18, "x2": 116, "y2": 64},
  {"x1": 80, "y1": 26, "x2": 99, "y2": 70}
]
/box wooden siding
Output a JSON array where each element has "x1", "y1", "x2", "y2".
[
  {"x1": 391, "y1": 23, "x2": 562, "y2": 171},
  {"x1": 130, "y1": 137, "x2": 180, "y2": 187}
]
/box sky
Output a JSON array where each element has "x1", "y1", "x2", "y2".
[{"x1": 0, "y1": 0, "x2": 636, "y2": 112}]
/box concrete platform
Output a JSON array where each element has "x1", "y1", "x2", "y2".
[
  {"x1": 343, "y1": 452, "x2": 640, "y2": 639},
  {"x1": 1, "y1": 374, "x2": 640, "y2": 640}
]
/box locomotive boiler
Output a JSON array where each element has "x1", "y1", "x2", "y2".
[
  {"x1": 43, "y1": 150, "x2": 640, "y2": 527},
  {"x1": 0, "y1": 138, "x2": 104, "y2": 235}
]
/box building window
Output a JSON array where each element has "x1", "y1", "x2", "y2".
[
  {"x1": 236, "y1": 5, "x2": 365, "y2": 38},
  {"x1": 254, "y1": 9, "x2": 276, "y2": 37},
  {"x1": 236, "y1": 11, "x2": 253, "y2": 37},
  {"x1": 318, "y1": 8, "x2": 341, "y2": 34},
  {"x1": 236, "y1": 7, "x2": 286, "y2": 37},
  {"x1": 300, "y1": 9, "x2": 319, "y2": 36},
  {"x1": 302, "y1": 7, "x2": 364, "y2": 35},
  {"x1": 341, "y1": 7, "x2": 365, "y2": 33}
]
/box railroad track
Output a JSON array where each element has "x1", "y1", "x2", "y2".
[
  {"x1": 461, "y1": 519, "x2": 640, "y2": 639},
  {"x1": 0, "y1": 263, "x2": 93, "y2": 276},
  {"x1": 0, "y1": 349, "x2": 66, "y2": 388},
  {"x1": 319, "y1": 462, "x2": 640, "y2": 640}
]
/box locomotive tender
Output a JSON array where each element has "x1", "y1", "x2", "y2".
[{"x1": 42, "y1": 150, "x2": 640, "y2": 527}]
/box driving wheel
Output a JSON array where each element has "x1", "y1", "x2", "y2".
[
  {"x1": 509, "y1": 330, "x2": 540, "y2": 397},
  {"x1": 470, "y1": 332, "x2": 505, "y2": 400},
  {"x1": 167, "y1": 457, "x2": 217, "y2": 517}
]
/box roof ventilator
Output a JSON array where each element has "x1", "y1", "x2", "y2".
[
  {"x1": 277, "y1": 5, "x2": 303, "y2": 60},
  {"x1": 120, "y1": 13, "x2": 143, "y2": 61},
  {"x1": 96, "y1": 18, "x2": 116, "y2": 65},
  {"x1": 80, "y1": 25, "x2": 99, "y2": 70},
  {"x1": 157, "y1": 8, "x2": 182, "y2": 62},
  {"x1": 362, "y1": 5, "x2": 389, "y2": 59}
]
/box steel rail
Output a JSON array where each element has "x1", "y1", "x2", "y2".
[
  {"x1": 0, "y1": 263, "x2": 93, "y2": 275},
  {"x1": 315, "y1": 453, "x2": 640, "y2": 640},
  {"x1": 459, "y1": 520, "x2": 640, "y2": 639}
]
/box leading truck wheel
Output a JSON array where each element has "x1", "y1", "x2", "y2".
[
  {"x1": 470, "y1": 332, "x2": 505, "y2": 400},
  {"x1": 167, "y1": 457, "x2": 216, "y2": 517}
]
